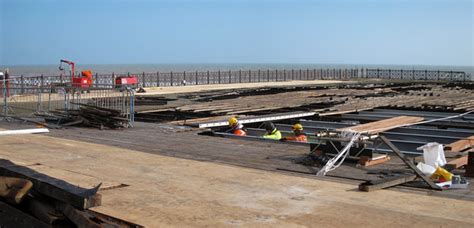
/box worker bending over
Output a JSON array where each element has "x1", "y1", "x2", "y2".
[
  {"x1": 228, "y1": 117, "x2": 247, "y2": 136},
  {"x1": 281, "y1": 123, "x2": 307, "y2": 142},
  {"x1": 262, "y1": 122, "x2": 282, "y2": 140}
]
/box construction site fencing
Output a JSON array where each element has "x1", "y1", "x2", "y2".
[
  {"x1": 5, "y1": 68, "x2": 471, "y2": 92},
  {"x1": 1, "y1": 78, "x2": 135, "y2": 125}
]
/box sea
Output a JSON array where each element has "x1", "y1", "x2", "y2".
[{"x1": 1, "y1": 63, "x2": 473, "y2": 77}]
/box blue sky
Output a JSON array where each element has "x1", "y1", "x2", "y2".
[{"x1": 1, "y1": 0, "x2": 473, "y2": 66}]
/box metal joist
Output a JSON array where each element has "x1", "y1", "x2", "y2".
[{"x1": 196, "y1": 111, "x2": 316, "y2": 128}]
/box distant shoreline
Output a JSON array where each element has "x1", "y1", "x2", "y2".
[{"x1": 1, "y1": 63, "x2": 473, "y2": 77}]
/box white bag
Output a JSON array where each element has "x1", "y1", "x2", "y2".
[
  {"x1": 416, "y1": 162, "x2": 436, "y2": 176},
  {"x1": 417, "y1": 142, "x2": 446, "y2": 168}
]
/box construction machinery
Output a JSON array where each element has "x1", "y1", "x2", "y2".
[
  {"x1": 59, "y1": 59, "x2": 93, "y2": 88},
  {"x1": 115, "y1": 75, "x2": 138, "y2": 88}
]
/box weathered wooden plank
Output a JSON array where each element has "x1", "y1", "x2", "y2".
[
  {"x1": 445, "y1": 156, "x2": 468, "y2": 170},
  {"x1": 339, "y1": 116, "x2": 424, "y2": 134},
  {"x1": 359, "y1": 174, "x2": 417, "y2": 192},
  {"x1": 444, "y1": 136, "x2": 474, "y2": 152},
  {"x1": 0, "y1": 160, "x2": 101, "y2": 210}
]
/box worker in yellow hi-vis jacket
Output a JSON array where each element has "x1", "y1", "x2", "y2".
[{"x1": 262, "y1": 122, "x2": 282, "y2": 140}]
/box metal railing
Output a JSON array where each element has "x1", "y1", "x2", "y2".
[
  {"x1": 7, "y1": 68, "x2": 470, "y2": 92},
  {"x1": 1, "y1": 78, "x2": 135, "y2": 126}
]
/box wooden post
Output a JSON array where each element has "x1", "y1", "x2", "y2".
[
  {"x1": 60, "y1": 73, "x2": 63, "y2": 84},
  {"x1": 142, "y1": 72, "x2": 146, "y2": 87},
  {"x1": 94, "y1": 73, "x2": 98, "y2": 87}
]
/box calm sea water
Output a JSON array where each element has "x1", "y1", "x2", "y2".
[{"x1": 1, "y1": 63, "x2": 473, "y2": 77}]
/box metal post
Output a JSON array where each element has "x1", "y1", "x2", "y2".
[
  {"x1": 207, "y1": 71, "x2": 210, "y2": 84},
  {"x1": 258, "y1": 69, "x2": 261, "y2": 82},
  {"x1": 284, "y1": 69, "x2": 287, "y2": 81},
  {"x1": 425, "y1": 70, "x2": 428, "y2": 81},
  {"x1": 20, "y1": 75, "x2": 24, "y2": 94},
  {"x1": 299, "y1": 69, "x2": 302, "y2": 80},
  {"x1": 248, "y1": 70, "x2": 251, "y2": 83},
  {"x1": 2, "y1": 74, "x2": 7, "y2": 117},
  {"x1": 412, "y1": 69, "x2": 415, "y2": 80},
  {"x1": 218, "y1": 70, "x2": 221, "y2": 84},
  {"x1": 157, "y1": 72, "x2": 160, "y2": 87},
  {"x1": 195, "y1": 70, "x2": 198, "y2": 85},
  {"x1": 388, "y1": 69, "x2": 391, "y2": 80},
  {"x1": 276, "y1": 69, "x2": 278, "y2": 81},
  {"x1": 267, "y1": 69, "x2": 270, "y2": 82},
  {"x1": 239, "y1": 70, "x2": 242, "y2": 83},
  {"x1": 171, "y1": 71, "x2": 174, "y2": 86},
  {"x1": 112, "y1": 72, "x2": 115, "y2": 87},
  {"x1": 228, "y1": 70, "x2": 231, "y2": 84},
  {"x1": 142, "y1": 72, "x2": 146, "y2": 87},
  {"x1": 183, "y1": 71, "x2": 186, "y2": 84}
]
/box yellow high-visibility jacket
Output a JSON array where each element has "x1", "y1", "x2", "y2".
[{"x1": 263, "y1": 129, "x2": 282, "y2": 140}]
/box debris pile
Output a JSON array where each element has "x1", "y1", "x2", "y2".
[
  {"x1": 0, "y1": 159, "x2": 141, "y2": 227},
  {"x1": 47, "y1": 103, "x2": 130, "y2": 129}
]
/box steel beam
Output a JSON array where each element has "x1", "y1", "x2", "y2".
[{"x1": 195, "y1": 111, "x2": 316, "y2": 128}]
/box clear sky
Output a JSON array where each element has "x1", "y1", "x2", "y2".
[{"x1": 1, "y1": 0, "x2": 473, "y2": 66}]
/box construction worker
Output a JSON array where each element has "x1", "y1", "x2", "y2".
[
  {"x1": 281, "y1": 123, "x2": 307, "y2": 142},
  {"x1": 262, "y1": 122, "x2": 282, "y2": 140},
  {"x1": 228, "y1": 117, "x2": 247, "y2": 136}
]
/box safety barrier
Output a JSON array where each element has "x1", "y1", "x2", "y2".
[
  {"x1": 6, "y1": 68, "x2": 471, "y2": 91},
  {"x1": 1, "y1": 78, "x2": 135, "y2": 125}
]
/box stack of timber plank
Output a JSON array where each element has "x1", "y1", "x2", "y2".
[
  {"x1": 444, "y1": 136, "x2": 474, "y2": 170},
  {"x1": 0, "y1": 159, "x2": 142, "y2": 227},
  {"x1": 46, "y1": 103, "x2": 130, "y2": 129}
]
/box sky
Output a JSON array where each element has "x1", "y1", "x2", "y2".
[{"x1": 0, "y1": 0, "x2": 473, "y2": 66}]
